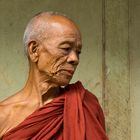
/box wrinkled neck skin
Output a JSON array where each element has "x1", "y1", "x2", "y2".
[{"x1": 22, "y1": 62, "x2": 60, "y2": 107}]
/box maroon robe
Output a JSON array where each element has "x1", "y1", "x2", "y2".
[{"x1": 2, "y1": 81, "x2": 109, "y2": 140}]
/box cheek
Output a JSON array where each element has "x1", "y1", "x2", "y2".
[
  {"x1": 37, "y1": 52, "x2": 67, "y2": 75},
  {"x1": 37, "y1": 52, "x2": 53, "y2": 72},
  {"x1": 52, "y1": 56, "x2": 68, "y2": 71}
]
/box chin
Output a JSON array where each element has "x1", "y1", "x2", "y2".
[{"x1": 53, "y1": 78, "x2": 72, "y2": 87}]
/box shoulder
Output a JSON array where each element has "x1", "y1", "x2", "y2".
[
  {"x1": 71, "y1": 81, "x2": 104, "y2": 114},
  {"x1": 0, "y1": 93, "x2": 23, "y2": 128},
  {"x1": 0, "y1": 96, "x2": 15, "y2": 122},
  {"x1": 0, "y1": 103, "x2": 10, "y2": 121},
  {"x1": 0, "y1": 98, "x2": 19, "y2": 138},
  {"x1": 69, "y1": 81, "x2": 99, "y2": 102},
  {"x1": 0, "y1": 101, "x2": 12, "y2": 137},
  {"x1": 69, "y1": 81, "x2": 106, "y2": 129},
  {"x1": 0, "y1": 97, "x2": 14, "y2": 119}
]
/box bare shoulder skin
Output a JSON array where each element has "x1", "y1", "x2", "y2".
[
  {"x1": 0, "y1": 92, "x2": 40, "y2": 138},
  {"x1": 0, "y1": 100, "x2": 11, "y2": 138},
  {"x1": 0, "y1": 94, "x2": 21, "y2": 137},
  {"x1": 0, "y1": 88, "x2": 60, "y2": 138}
]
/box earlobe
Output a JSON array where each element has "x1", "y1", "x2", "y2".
[{"x1": 28, "y1": 41, "x2": 39, "y2": 62}]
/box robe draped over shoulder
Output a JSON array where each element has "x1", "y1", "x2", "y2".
[{"x1": 2, "y1": 81, "x2": 109, "y2": 140}]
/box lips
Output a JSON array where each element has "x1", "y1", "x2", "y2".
[
  {"x1": 65, "y1": 70, "x2": 74, "y2": 74},
  {"x1": 61, "y1": 69, "x2": 75, "y2": 76}
]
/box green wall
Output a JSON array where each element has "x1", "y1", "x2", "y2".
[
  {"x1": 0, "y1": 0, "x2": 103, "y2": 102},
  {"x1": 130, "y1": 0, "x2": 140, "y2": 139},
  {"x1": 1, "y1": 0, "x2": 140, "y2": 140}
]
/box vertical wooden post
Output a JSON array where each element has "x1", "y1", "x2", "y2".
[
  {"x1": 129, "y1": 0, "x2": 140, "y2": 139},
  {"x1": 103, "y1": 0, "x2": 131, "y2": 139}
]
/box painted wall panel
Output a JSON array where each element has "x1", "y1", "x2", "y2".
[
  {"x1": 0, "y1": 0, "x2": 103, "y2": 104},
  {"x1": 2, "y1": 0, "x2": 140, "y2": 139},
  {"x1": 129, "y1": 0, "x2": 140, "y2": 139},
  {"x1": 104, "y1": 0, "x2": 130, "y2": 140}
]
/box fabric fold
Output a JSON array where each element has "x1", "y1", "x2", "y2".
[
  {"x1": 2, "y1": 81, "x2": 108, "y2": 140},
  {"x1": 3, "y1": 95, "x2": 64, "y2": 140},
  {"x1": 64, "y1": 82, "x2": 85, "y2": 140}
]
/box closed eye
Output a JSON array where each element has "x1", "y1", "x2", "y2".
[
  {"x1": 59, "y1": 43, "x2": 72, "y2": 53},
  {"x1": 62, "y1": 47, "x2": 71, "y2": 52}
]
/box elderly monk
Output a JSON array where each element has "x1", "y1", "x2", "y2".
[{"x1": 0, "y1": 12, "x2": 108, "y2": 140}]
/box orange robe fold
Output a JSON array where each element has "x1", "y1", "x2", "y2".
[{"x1": 2, "y1": 81, "x2": 109, "y2": 140}]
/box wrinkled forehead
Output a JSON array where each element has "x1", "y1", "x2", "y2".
[
  {"x1": 41, "y1": 15, "x2": 81, "y2": 39},
  {"x1": 48, "y1": 19, "x2": 82, "y2": 48}
]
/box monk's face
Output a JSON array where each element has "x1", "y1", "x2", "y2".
[{"x1": 37, "y1": 16, "x2": 82, "y2": 86}]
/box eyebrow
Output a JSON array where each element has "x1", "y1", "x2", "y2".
[
  {"x1": 59, "y1": 40, "x2": 82, "y2": 49},
  {"x1": 60, "y1": 38, "x2": 82, "y2": 45},
  {"x1": 59, "y1": 40, "x2": 74, "y2": 45}
]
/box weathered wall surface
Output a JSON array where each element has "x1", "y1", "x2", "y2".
[
  {"x1": 104, "y1": 0, "x2": 130, "y2": 140},
  {"x1": 0, "y1": 0, "x2": 140, "y2": 140},
  {"x1": 0, "y1": 0, "x2": 103, "y2": 102},
  {"x1": 129, "y1": 0, "x2": 140, "y2": 139}
]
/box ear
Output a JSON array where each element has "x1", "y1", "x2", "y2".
[{"x1": 27, "y1": 40, "x2": 39, "y2": 62}]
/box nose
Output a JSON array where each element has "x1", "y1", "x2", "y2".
[{"x1": 67, "y1": 50, "x2": 79, "y2": 65}]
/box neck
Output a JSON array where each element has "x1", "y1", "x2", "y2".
[{"x1": 22, "y1": 64, "x2": 60, "y2": 106}]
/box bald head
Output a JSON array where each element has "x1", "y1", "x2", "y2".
[{"x1": 23, "y1": 12, "x2": 81, "y2": 56}]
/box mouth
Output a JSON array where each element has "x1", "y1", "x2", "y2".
[
  {"x1": 61, "y1": 69, "x2": 75, "y2": 76},
  {"x1": 66, "y1": 70, "x2": 74, "y2": 74}
]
